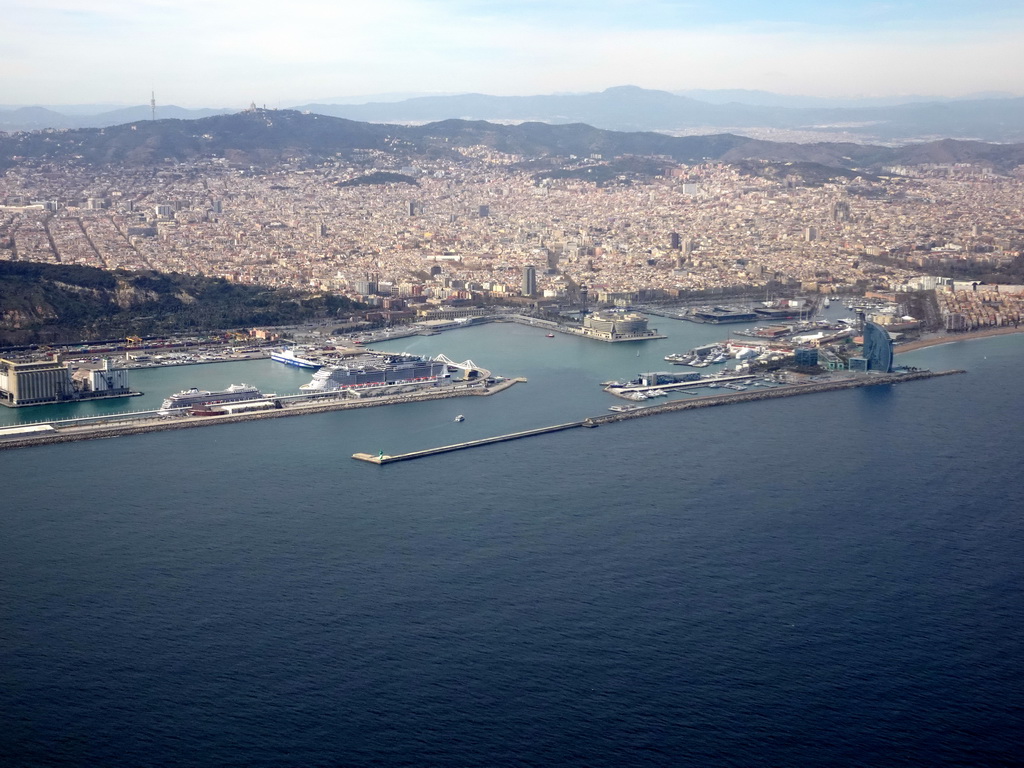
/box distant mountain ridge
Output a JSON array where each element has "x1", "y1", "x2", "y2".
[
  {"x1": 3, "y1": 109, "x2": 1024, "y2": 175},
  {"x1": 0, "y1": 105, "x2": 234, "y2": 132},
  {"x1": 292, "y1": 85, "x2": 1024, "y2": 143},
  {"x1": 674, "y1": 89, "x2": 1019, "y2": 108},
  {"x1": 3, "y1": 86, "x2": 1024, "y2": 142}
]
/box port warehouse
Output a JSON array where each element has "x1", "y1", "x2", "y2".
[
  {"x1": 190, "y1": 399, "x2": 281, "y2": 416},
  {"x1": 0, "y1": 356, "x2": 134, "y2": 407}
]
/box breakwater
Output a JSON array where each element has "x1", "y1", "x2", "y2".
[
  {"x1": 0, "y1": 378, "x2": 525, "y2": 451},
  {"x1": 353, "y1": 369, "x2": 964, "y2": 465},
  {"x1": 354, "y1": 420, "x2": 585, "y2": 464}
]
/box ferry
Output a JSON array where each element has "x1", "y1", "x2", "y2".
[{"x1": 270, "y1": 348, "x2": 320, "y2": 369}]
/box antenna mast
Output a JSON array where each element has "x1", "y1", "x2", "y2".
[{"x1": 151, "y1": 91, "x2": 156, "y2": 121}]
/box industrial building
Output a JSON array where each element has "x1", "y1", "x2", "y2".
[{"x1": 0, "y1": 356, "x2": 136, "y2": 407}]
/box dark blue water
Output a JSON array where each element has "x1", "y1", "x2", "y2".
[{"x1": 2, "y1": 327, "x2": 1022, "y2": 767}]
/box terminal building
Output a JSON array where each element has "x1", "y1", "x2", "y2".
[
  {"x1": 688, "y1": 306, "x2": 759, "y2": 324},
  {"x1": 0, "y1": 356, "x2": 135, "y2": 407},
  {"x1": 580, "y1": 310, "x2": 663, "y2": 341}
]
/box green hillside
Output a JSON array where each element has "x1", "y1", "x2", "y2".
[{"x1": 0, "y1": 261, "x2": 360, "y2": 345}]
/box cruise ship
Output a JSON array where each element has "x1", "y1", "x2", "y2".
[
  {"x1": 270, "y1": 348, "x2": 320, "y2": 369},
  {"x1": 159, "y1": 384, "x2": 264, "y2": 414},
  {"x1": 301, "y1": 355, "x2": 449, "y2": 392}
]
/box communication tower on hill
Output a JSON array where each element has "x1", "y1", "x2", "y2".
[{"x1": 151, "y1": 91, "x2": 156, "y2": 121}]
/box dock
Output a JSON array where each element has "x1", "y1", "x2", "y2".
[
  {"x1": 0, "y1": 377, "x2": 526, "y2": 451},
  {"x1": 353, "y1": 369, "x2": 964, "y2": 465}
]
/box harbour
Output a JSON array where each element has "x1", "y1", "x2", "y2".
[
  {"x1": 2, "y1": 324, "x2": 1019, "y2": 768},
  {"x1": 353, "y1": 368, "x2": 964, "y2": 464},
  {"x1": 0, "y1": 299, "x2": 985, "y2": 451},
  {"x1": 0, "y1": 376, "x2": 525, "y2": 451}
]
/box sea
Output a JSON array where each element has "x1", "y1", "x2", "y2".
[{"x1": 2, "y1": 314, "x2": 1022, "y2": 767}]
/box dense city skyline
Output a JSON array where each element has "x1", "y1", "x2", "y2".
[{"x1": 4, "y1": 0, "x2": 1023, "y2": 108}]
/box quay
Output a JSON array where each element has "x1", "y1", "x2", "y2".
[
  {"x1": 0, "y1": 377, "x2": 526, "y2": 451},
  {"x1": 608, "y1": 374, "x2": 756, "y2": 398},
  {"x1": 352, "y1": 369, "x2": 964, "y2": 465}
]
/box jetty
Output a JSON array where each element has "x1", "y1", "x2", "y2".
[{"x1": 353, "y1": 369, "x2": 964, "y2": 465}]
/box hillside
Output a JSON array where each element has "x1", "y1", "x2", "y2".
[
  {"x1": 3, "y1": 110, "x2": 1024, "y2": 174},
  {"x1": 0, "y1": 262, "x2": 360, "y2": 345},
  {"x1": 6, "y1": 87, "x2": 1024, "y2": 142}
]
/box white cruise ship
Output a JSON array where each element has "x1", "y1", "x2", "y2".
[
  {"x1": 301, "y1": 356, "x2": 448, "y2": 392},
  {"x1": 159, "y1": 384, "x2": 264, "y2": 414}
]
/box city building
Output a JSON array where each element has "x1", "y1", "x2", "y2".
[
  {"x1": 0, "y1": 356, "x2": 135, "y2": 407},
  {"x1": 521, "y1": 264, "x2": 537, "y2": 297},
  {"x1": 0, "y1": 356, "x2": 75, "y2": 406},
  {"x1": 862, "y1": 321, "x2": 894, "y2": 372},
  {"x1": 580, "y1": 310, "x2": 662, "y2": 341},
  {"x1": 794, "y1": 348, "x2": 819, "y2": 367}
]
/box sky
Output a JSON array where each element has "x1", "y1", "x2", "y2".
[{"x1": 2, "y1": 0, "x2": 1023, "y2": 107}]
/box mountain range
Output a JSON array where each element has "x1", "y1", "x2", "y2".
[
  {"x1": 3, "y1": 109, "x2": 1024, "y2": 176},
  {"x1": 3, "y1": 86, "x2": 1024, "y2": 143}
]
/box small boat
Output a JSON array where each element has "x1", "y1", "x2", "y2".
[
  {"x1": 454, "y1": 415, "x2": 465, "y2": 422},
  {"x1": 546, "y1": 333, "x2": 555, "y2": 338}
]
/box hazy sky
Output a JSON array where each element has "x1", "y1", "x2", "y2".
[{"x1": 3, "y1": 0, "x2": 1023, "y2": 107}]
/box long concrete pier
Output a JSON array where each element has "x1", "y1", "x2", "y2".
[
  {"x1": 353, "y1": 369, "x2": 964, "y2": 465},
  {"x1": 353, "y1": 420, "x2": 590, "y2": 464}
]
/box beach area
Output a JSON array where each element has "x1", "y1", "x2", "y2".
[{"x1": 896, "y1": 326, "x2": 1024, "y2": 354}]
